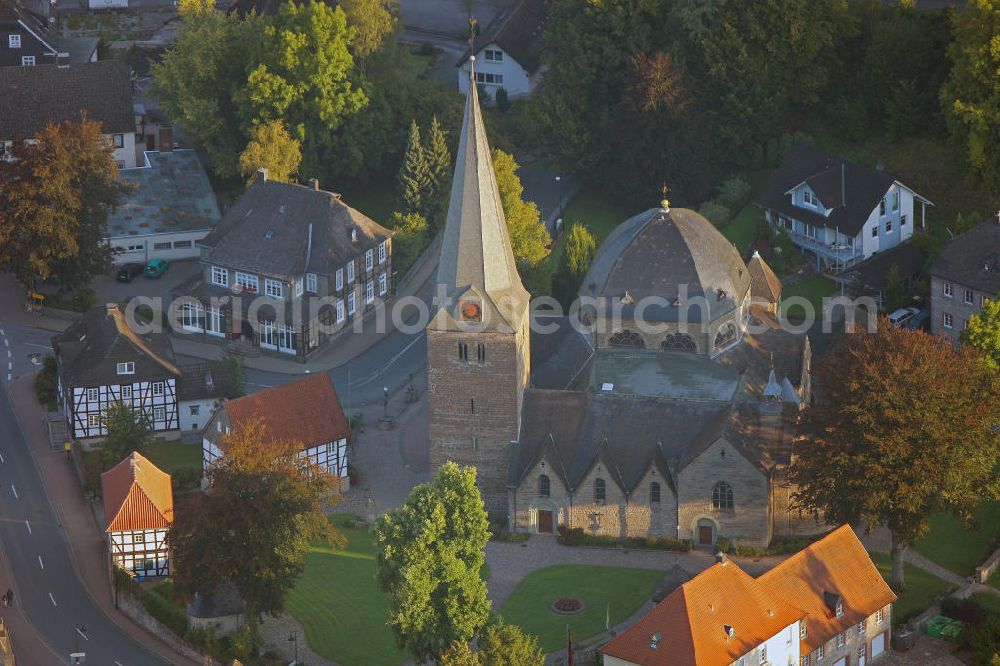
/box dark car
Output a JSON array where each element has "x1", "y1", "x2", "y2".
[
  {"x1": 905, "y1": 311, "x2": 930, "y2": 331},
  {"x1": 116, "y1": 263, "x2": 144, "y2": 283}
]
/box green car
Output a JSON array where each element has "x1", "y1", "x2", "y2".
[{"x1": 144, "y1": 258, "x2": 170, "y2": 278}]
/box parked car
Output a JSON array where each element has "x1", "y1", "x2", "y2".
[
  {"x1": 116, "y1": 263, "x2": 144, "y2": 283},
  {"x1": 905, "y1": 311, "x2": 930, "y2": 331},
  {"x1": 144, "y1": 258, "x2": 170, "y2": 278},
  {"x1": 888, "y1": 307, "x2": 920, "y2": 327}
]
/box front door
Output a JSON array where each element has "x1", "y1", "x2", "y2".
[
  {"x1": 871, "y1": 632, "x2": 886, "y2": 658},
  {"x1": 537, "y1": 510, "x2": 553, "y2": 534},
  {"x1": 699, "y1": 525, "x2": 713, "y2": 545}
]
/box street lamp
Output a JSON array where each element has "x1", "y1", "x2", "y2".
[
  {"x1": 554, "y1": 175, "x2": 564, "y2": 223},
  {"x1": 383, "y1": 385, "x2": 390, "y2": 419},
  {"x1": 288, "y1": 631, "x2": 299, "y2": 665}
]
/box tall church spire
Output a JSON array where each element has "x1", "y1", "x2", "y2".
[{"x1": 430, "y1": 56, "x2": 530, "y2": 333}]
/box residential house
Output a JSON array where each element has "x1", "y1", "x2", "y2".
[
  {"x1": 176, "y1": 360, "x2": 240, "y2": 433},
  {"x1": 757, "y1": 143, "x2": 932, "y2": 272},
  {"x1": 0, "y1": 0, "x2": 97, "y2": 68},
  {"x1": 101, "y1": 451, "x2": 173, "y2": 577},
  {"x1": 174, "y1": 172, "x2": 393, "y2": 358},
  {"x1": 930, "y1": 217, "x2": 1000, "y2": 342},
  {"x1": 841, "y1": 242, "x2": 926, "y2": 312},
  {"x1": 106, "y1": 149, "x2": 221, "y2": 263},
  {"x1": 601, "y1": 525, "x2": 896, "y2": 666},
  {"x1": 456, "y1": 0, "x2": 550, "y2": 100},
  {"x1": 53, "y1": 304, "x2": 181, "y2": 440},
  {"x1": 201, "y1": 374, "x2": 350, "y2": 488},
  {"x1": 0, "y1": 61, "x2": 137, "y2": 167}
]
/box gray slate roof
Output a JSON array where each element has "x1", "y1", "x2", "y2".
[
  {"x1": 457, "y1": 0, "x2": 550, "y2": 74},
  {"x1": 929, "y1": 219, "x2": 1000, "y2": 295},
  {"x1": 0, "y1": 61, "x2": 133, "y2": 140},
  {"x1": 756, "y1": 142, "x2": 927, "y2": 236},
  {"x1": 579, "y1": 207, "x2": 751, "y2": 324},
  {"x1": 53, "y1": 305, "x2": 180, "y2": 388},
  {"x1": 431, "y1": 72, "x2": 530, "y2": 334},
  {"x1": 176, "y1": 361, "x2": 241, "y2": 403},
  {"x1": 847, "y1": 241, "x2": 927, "y2": 292},
  {"x1": 201, "y1": 179, "x2": 392, "y2": 280},
  {"x1": 529, "y1": 316, "x2": 594, "y2": 390}
]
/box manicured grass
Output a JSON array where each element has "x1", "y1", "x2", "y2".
[
  {"x1": 285, "y1": 514, "x2": 408, "y2": 666},
  {"x1": 780, "y1": 275, "x2": 838, "y2": 323},
  {"x1": 143, "y1": 440, "x2": 201, "y2": 476},
  {"x1": 914, "y1": 502, "x2": 1000, "y2": 577},
  {"x1": 499, "y1": 565, "x2": 661, "y2": 653},
  {"x1": 722, "y1": 202, "x2": 763, "y2": 255},
  {"x1": 400, "y1": 50, "x2": 434, "y2": 80},
  {"x1": 541, "y1": 189, "x2": 631, "y2": 287},
  {"x1": 869, "y1": 552, "x2": 956, "y2": 624}
]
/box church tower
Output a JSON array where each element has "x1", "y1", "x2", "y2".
[{"x1": 426, "y1": 60, "x2": 531, "y2": 519}]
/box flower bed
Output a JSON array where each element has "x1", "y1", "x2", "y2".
[{"x1": 550, "y1": 597, "x2": 585, "y2": 615}]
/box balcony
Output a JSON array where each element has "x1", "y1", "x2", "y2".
[{"x1": 782, "y1": 228, "x2": 864, "y2": 272}]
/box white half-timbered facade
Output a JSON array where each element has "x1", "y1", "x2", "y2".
[
  {"x1": 201, "y1": 374, "x2": 351, "y2": 489},
  {"x1": 102, "y1": 452, "x2": 174, "y2": 578},
  {"x1": 109, "y1": 528, "x2": 170, "y2": 577},
  {"x1": 52, "y1": 304, "x2": 182, "y2": 441}
]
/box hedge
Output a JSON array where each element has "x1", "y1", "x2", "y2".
[
  {"x1": 142, "y1": 585, "x2": 189, "y2": 637},
  {"x1": 557, "y1": 527, "x2": 691, "y2": 551}
]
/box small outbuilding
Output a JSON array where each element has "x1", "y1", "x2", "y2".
[{"x1": 102, "y1": 451, "x2": 173, "y2": 577}]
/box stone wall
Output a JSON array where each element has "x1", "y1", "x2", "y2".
[
  {"x1": 623, "y1": 467, "x2": 677, "y2": 538},
  {"x1": 976, "y1": 547, "x2": 1000, "y2": 584},
  {"x1": 771, "y1": 477, "x2": 827, "y2": 538},
  {"x1": 805, "y1": 607, "x2": 892, "y2": 666},
  {"x1": 118, "y1": 595, "x2": 213, "y2": 665},
  {"x1": 567, "y1": 462, "x2": 626, "y2": 537}
]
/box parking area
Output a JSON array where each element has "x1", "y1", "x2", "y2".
[{"x1": 90, "y1": 258, "x2": 200, "y2": 305}]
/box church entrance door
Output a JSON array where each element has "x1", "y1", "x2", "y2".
[
  {"x1": 537, "y1": 510, "x2": 553, "y2": 534},
  {"x1": 697, "y1": 519, "x2": 715, "y2": 546}
]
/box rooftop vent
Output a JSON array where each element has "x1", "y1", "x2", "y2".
[
  {"x1": 205, "y1": 372, "x2": 214, "y2": 390},
  {"x1": 724, "y1": 625, "x2": 735, "y2": 639},
  {"x1": 715, "y1": 551, "x2": 727, "y2": 565},
  {"x1": 279, "y1": 205, "x2": 286, "y2": 214},
  {"x1": 649, "y1": 632, "x2": 661, "y2": 649},
  {"x1": 601, "y1": 383, "x2": 614, "y2": 392},
  {"x1": 264, "y1": 229, "x2": 275, "y2": 240},
  {"x1": 351, "y1": 227, "x2": 358, "y2": 243},
  {"x1": 620, "y1": 290, "x2": 634, "y2": 305}
]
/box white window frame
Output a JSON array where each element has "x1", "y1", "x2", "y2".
[
  {"x1": 964, "y1": 289, "x2": 974, "y2": 306},
  {"x1": 113, "y1": 134, "x2": 124, "y2": 148},
  {"x1": 295, "y1": 279, "x2": 303, "y2": 297},
  {"x1": 379, "y1": 272, "x2": 387, "y2": 296},
  {"x1": 944, "y1": 282, "x2": 954, "y2": 298},
  {"x1": 87, "y1": 413, "x2": 101, "y2": 428},
  {"x1": 264, "y1": 278, "x2": 283, "y2": 299},
  {"x1": 943, "y1": 312, "x2": 954, "y2": 329},
  {"x1": 181, "y1": 301, "x2": 204, "y2": 331},
  {"x1": 152, "y1": 382, "x2": 164, "y2": 397},
  {"x1": 259, "y1": 319, "x2": 276, "y2": 349},
  {"x1": 336, "y1": 300, "x2": 345, "y2": 323},
  {"x1": 120, "y1": 385, "x2": 132, "y2": 401},
  {"x1": 378, "y1": 241, "x2": 386, "y2": 264},
  {"x1": 348, "y1": 292, "x2": 356, "y2": 315},
  {"x1": 879, "y1": 198, "x2": 887, "y2": 217},
  {"x1": 803, "y1": 189, "x2": 816, "y2": 207},
  {"x1": 153, "y1": 406, "x2": 166, "y2": 422},
  {"x1": 347, "y1": 261, "x2": 355, "y2": 284},
  {"x1": 86, "y1": 388, "x2": 99, "y2": 402},
  {"x1": 336, "y1": 269, "x2": 343, "y2": 291},
  {"x1": 484, "y1": 48, "x2": 503, "y2": 62},
  {"x1": 235, "y1": 271, "x2": 258, "y2": 293},
  {"x1": 306, "y1": 273, "x2": 317, "y2": 292},
  {"x1": 21, "y1": 55, "x2": 34, "y2": 66},
  {"x1": 836, "y1": 632, "x2": 845, "y2": 649},
  {"x1": 876, "y1": 608, "x2": 884, "y2": 624},
  {"x1": 206, "y1": 306, "x2": 224, "y2": 337},
  {"x1": 892, "y1": 189, "x2": 899, "y2": 212},
  {"x1": 277, "y1": 324, "x2": 295, "y2": 354},
  {"x1": 365, "y1": 249, "x2": 374, "y2": 272},
  {"x1": 211, "y1": 266, "x2": 228, "y2": 287},
  {"x1": 117, "y1": 362, "x2": 135, "y2": 375},
  {"x1": 8, "y1": 34, "x2": 20, "y2": 48},
  {"x1": 364, "y1": 280, "x2": 373, "y2": 304}
]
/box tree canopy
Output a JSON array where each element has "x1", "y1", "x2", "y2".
[
  {"x1": 0, "y1": 115, "x2": 126, "y2": 289},
  {"x1": 374, "y1": 462, "x2": 491, "y2": 662},
  {"x1": 239, "y1": 119, "x2": 302, "y2": 185},
  {"x1": 101, "y1": 403, "x2": 155, "y2": 469},
  {"x1": 340, "y1": 0, "x2": 398, "y2": 61},
  {"x1": 553, "y1": 223, "x2": 596, "y2": 308},
  {"x1": 962, "y1": 299, "x2": 1000, "y2": 372},
  {"x1": 169, "y1": 421, "x2": 342, "y2": 620},
  {"x1": 491, "y1": 149, "x2": 550, "y2": 270},
  {"x1": 791, "y1": 320, "x2": 1000, "y2": 590}
]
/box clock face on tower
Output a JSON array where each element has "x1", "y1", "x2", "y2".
[{"x1": 459, "y1": 300, "x2": 481, "y2": 322}]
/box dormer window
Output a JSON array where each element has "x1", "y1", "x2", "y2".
[
  {"x1": 116, "y1": 362, "x2": 135, "y2": 375},
  {"x1": 802, "y1": 189, "x2": 817, "y2": 207},
  {"x1": 836, "y1": 601, "x2": 844, "y2": 617}
]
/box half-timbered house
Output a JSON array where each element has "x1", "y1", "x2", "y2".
[
  {"x1": 102, "y1": 451, "x2": 174, "y2": 577},
  {"x1": 52, "y1": 304, "x2": 181, "y2": 440},
  {"x1": 202, "y1": 374, "x2": 350, "y2": 488}
]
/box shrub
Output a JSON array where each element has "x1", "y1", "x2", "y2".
[
  {"x1": 734, "y1": 544, "x2": 768, "y2": 557},
  {"x1": 347, "y1": 464, "x2": 360, "y2": 487},
  {"x1": 171, "y1": 467, "x2": 201, "y2": 492},
  {"x1": 143, "y1": 586, "x2": 189, "y2": 637},
  {"x1": 623, "y1": 536, "x2": 692, "y2": 551},
  {"x1": 717, "y1": 177, "x2": 752, "y2": 212},
  {"x1": 419, "y1": 41, "x2": 435, "y2": 56},
  {"x1": 34, "y1": 355, "x2": 58, "y2": 410},
  {"x1": 698, "y1": 200, "x2": 731, "y2": 228},
  {"x1": 557, "y1": 526, "x2": 585, "y2": 546},
  {"x1": 496, "y1": 88, "x2": 510, "y2": 113}
]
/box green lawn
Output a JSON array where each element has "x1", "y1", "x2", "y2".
[
  {"x1": 285, "y1": 514, "x2": 408, "y2": 666},
  {"x1": 541, "y1": 189, "x2": 631, "y2": 287},
  {"x1": 869, "y1": 553, "x2": 956, "y2": 624},
  {"x1": 780, "y1": 275, "x2": 838, "y2": 323},
  {"x1": 914, "y1": 502, "x2": 1000, "y2": 577},
  {"x1": 143, "y1": 440, "x2": 201, "y2": 476},
  {"x1": 499, "y1": 565, "x2": 662, "y2": 653},
  {"x1": 722, "y1": 202, "x2": 763, "y2": 255}
]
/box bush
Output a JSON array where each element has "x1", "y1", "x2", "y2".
[
  {"x1": 624, "y1": 536, "x2": 693, "y2": 552},
  {"x1": 717, "y1": 177, "x2": 752, "y2": 212},
  {"x1": 496, "y1": 87, "x2": 510, "y2": 113},
  {"x1": 419, "y1": 41, "x2": 435, "y2": 56},
  {"x1": 698, "y1": 200, "x2": 732, "y2": 228},
  {"x1": 143, "y1": 586, "x2": 189, "y2": 637},
  {"x1": 34, "y1": 355, "x2": 58, "y2": 411},
  {"x1": 715, "y1": 537, "x2": 732, "y2": 554},
  {"x1": 171, "y1": 467, "x2": 202, "y2": 492}
]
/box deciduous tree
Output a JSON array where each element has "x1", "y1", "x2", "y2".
[
  {"x1": 389, "y1": 211, "x2": 429, "y2": 276},
  {"x1": 478, "y1": 620, "x2": 544, "y2": 666},
  {"x1": 491, "y1": 149, "x2": 549, "y2": 269},
  {"x1": 169, "y1": 420, "x2": 342, "y2": 620},
  {"x1": 962, "y1": 299, "x2": 1000, "y2": 372},
  {"x1": 238, "y1": 120, "x2": 302, "y2": 185},
  {"x1": 0, "y1": 115, "x2": 126, "y2": 289},
  {"x1": 791, "y1": 321, "x2": 1000, "y2": 590},
  {"x1": 553, "y1": 223, "x2": 596, "y2": 308},
  {"x1": 101, "y1": 403, "x2": 155, "y2": 469},
  {"x1": 340, "y1": 0, "x2": 398, "y2": 61},
  {"x1": 374, "y1": 462, "x2": 491, "y2": 663}
]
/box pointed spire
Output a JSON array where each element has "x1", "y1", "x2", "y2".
[{"x1": 431, "y1": 47, "x2": 529, "y2": 333}]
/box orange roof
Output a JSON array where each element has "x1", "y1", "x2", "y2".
[
  {"x1": 601, "y1": 560, "x2": 806, "y2": 665},
  {"x1": 757, "y1": 525, "x2": 896, "y2": 653},
  {"x1": 221, "y1": 374, "x2": 349, "y2": 450},
  {"x1": 101, "y1": 452, "x2": 174, "y2": 532}
]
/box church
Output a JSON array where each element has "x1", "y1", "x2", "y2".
[{"x1": 427, "y1": 63, "x2": 821, "y2": 548}]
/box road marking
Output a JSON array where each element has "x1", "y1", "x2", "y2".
[
  {"x1": 48, "y1": 592, "x2": 57, "y2": 606},
  {"x1": 24, "y1": 521, "x2": 30, "y2": 534},
  {"x1": 23, "y1": 343, "x2": 52, "y2": 350},
  {"x1": 37, "y1": 556, "x2": 43, "y2": 570},
  {"x1": 6, "y1": 363, "x2": 11, "y2": 370},
  {"x1": 0, "y1": 452, "x2": 5, "y2": 463},
  {"x1": 9, "y1": 485, "x2": 16, "y2": 499},
  {"x1": 76, "y1": 627, "x2": 88, "y2": 641},
  {"x1": 2, "y1": 338, "x2": 7, "y2": 347},
  {"x1": 115, "y1": 661, "x2": 125, "y2": 666}
]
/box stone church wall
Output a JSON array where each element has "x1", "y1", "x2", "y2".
[
  {"x1": 623, "y1": 467, "x2": 678, "y2": 538},
  {"x1": 566, "y1": 462, "x2": 626, "y2": 537},
  {"x1": 510, "y1": 461, "x2": 571, "y2": 533}
]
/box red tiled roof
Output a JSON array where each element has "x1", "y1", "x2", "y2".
[
  {"x1": 600, "y1": 559, "x2": 806, "y2": 665},
  {"x1": 222, "y1": 374, "x2": 348, "y2": 450},
  {"x1": 757, "y1": 525, "x2": 896, "y2": 653},
  {"x1": 101, "y1": 452, "x2": 173, "y2": 532}
]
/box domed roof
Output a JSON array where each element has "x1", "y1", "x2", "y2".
[{"x1": 579, "y1": 207, "x2": 751, "y2": 324}]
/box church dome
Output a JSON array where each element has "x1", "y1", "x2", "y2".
[{"x1": 579, "y1": 207, "x2": 751, "y2": 325}]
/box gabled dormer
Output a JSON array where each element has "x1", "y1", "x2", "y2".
[{"x1": 786, "y1": 182, "x2": 830, "y2": 216}]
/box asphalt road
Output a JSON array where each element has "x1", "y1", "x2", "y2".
[{"x1": 0, "y1": 378, "x2": 171, "y2": 665}]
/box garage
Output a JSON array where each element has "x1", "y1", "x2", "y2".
[{"x1": 872, "y1": 632, "x2": 887, "y2": 658}]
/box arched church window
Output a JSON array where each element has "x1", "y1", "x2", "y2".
[
  {"x1": 650, "y1": 481, "x2": 661, "y2": 504},
  {"x1": 712, "y1": 481, "x2": 734, "y2": 511},
  {"x1": 539, "y1": 474, "x2": 550, "y2": 498},
  {"x1": 608, "y1": 329, "x2": 644, "y2": 348},
  {"x1": 660, "y1": 333, "x2": 697, "y2": 352},
  {"x1": 594, "y1": 478, "x2": 606, "y2": 503},
  {"x1": 713, "y1": 324, "x2": 737, "y2": 352}
]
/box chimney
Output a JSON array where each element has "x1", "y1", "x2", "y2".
[
  {"x1": 649, "y1": 632, "x2": 661, "y2": 649},
  {"x1": 715, "y1": 550, "x2": 727, "y2": 565},
  {"x1": 309, "y1": 178, "x2": 320, "y2": 191},
  {"x1": 351, "y1": 226, "x2": 358, "y2": 243},
  {"x1": 257, "y1": 167, "x2": 268, "y2": 183},
  {"x1": 159, "y1": 126, "x2": 174, "y2": 153},
  {"x1": 56, "y1": 52, "x2": 69, "y2": 68}
]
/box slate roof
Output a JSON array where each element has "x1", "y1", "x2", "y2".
[
  {"x1": 176, "y1": 361, "x2": 241, "y2": 403},
  {"x1": 430, "y1": 69, "x2": 530, "y2": 334},
  {"x1": 457, "y1": 0, "x2": 550, "y2": 74},
  {"x1": 0, "y1": 61, "x2": 134, "y2": 140},
  {"x1": 747, "y1": 250, "x2": 782, "y2": 304},
  {"x1": 528, "y1": 316, "x2": 594, "y2": 390},
  {"x1": 929, "y1": 219, "x2": 1000, "y2": 295},
  {"x1": 601, "y1": 558, "x2": 807, "y2": 666},
  {"x1": 757, "y1": 142, "x2": 929, "y2": 236},
  {"x1": 53, "y1": 304, "x2": 180, "y2": 388},
  {"x1": 200, "y1": 178, "x2": 392, "y2": 280},
  {"x1": 102, "y1": 452, "x2": 174, "y2": 532},
  {"x1": 579, "y1": 207, "x2": 751, "y2": 324},
  {"x1": 211, "y1": 374, "x2": 349, "y2": 452},
  {"x1": 716, "y1": 322, "x2": 809, "y2": 400},
  {"x1": 847, "y1": 241, "x2": 927, "y2": 292},
  {"x1": 758, "y1": 525, "x2": 897, "y2": 653}
]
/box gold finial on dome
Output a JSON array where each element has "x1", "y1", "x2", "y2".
[{"x1": 660, "y1": 183, "x2": 670, "y2": 212}]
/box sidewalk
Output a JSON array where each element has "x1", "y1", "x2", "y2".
[
  {"x1": 9, "y1": 376, "x2": 200, "y2": 666},
  {"x1": 0, "y1": 274, "x2": 72, "y2": 333}
]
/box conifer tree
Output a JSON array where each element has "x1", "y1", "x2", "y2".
[
  {"x1": 399, "y1": 120, "x2": 430, "y2": 216},
  {"x1": 425, "y1": 115, "x2": 452, "y2": 204}
]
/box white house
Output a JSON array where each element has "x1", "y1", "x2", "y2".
[
  {"x1": 201, "y1": 374, "x2": 350, "y2": 488},
  {"x1": 101, "y1": 451, "x2": 173, "y2": 578},
  {"x1": 176, "y1": 361, "x2": 240, "y2": 433},
  {"x1": 53, "y1": 304, "x2": 181, "y2": 440},
  {"x1": 456, "y1": 0, "x2": 549, "y2": 100},
  {"x1": 756, "y1": 143, "x2": 933, "y2": 272}
]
